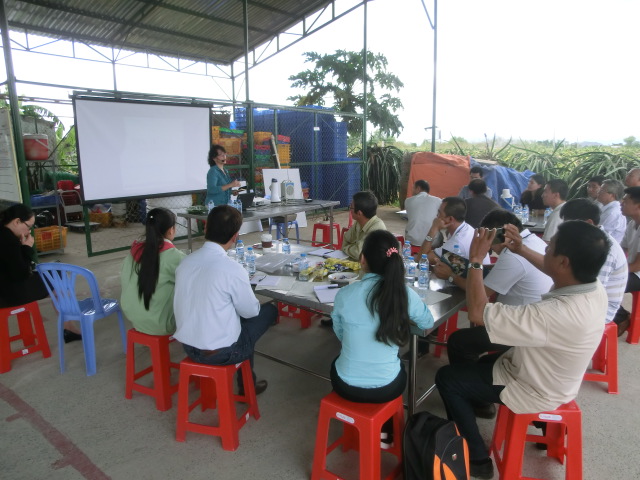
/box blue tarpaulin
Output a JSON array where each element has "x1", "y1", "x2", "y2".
[{"x1": 469, "y1": 158, "x2": 537, "y2": 210}]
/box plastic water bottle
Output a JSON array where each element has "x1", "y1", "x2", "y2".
[
  {"x1": 235, "y1": 198, "x2": 243, "y2": 213},
  {"x1": 418, "y1": 263, "x2": 429, "y2": 291},
  {"x1": 245, "y1": 247, "x2": 256, "y2": 276},
  {"x1": 522, "y1": 205, "x2": 530, "y2": 224},
  {"x1": 402, "y1": 241, "x2": 412, "y2": 259},
  {"x1": 405, "y1": 256, "x2": 417, "y2": 286},
  {"x1": 419, "y1": 253, "x2": 428, "y2": 271},
  {"x1": 298, "y1": 253, "x2": 310, "y2": 281},
  {"x1": 543, "y1": 207, "x2": 552, "y2": 226},
  {"x1": 235, "y1": 238, "x2": 245, "y2": 265},
  {"x1": 207, "y1": 200, "x2": 214, "y2": 213},
  {"x1": 513, "y1": 203, "x2": 522, "y2": 222},
  {"x1": 282, "y1": 238, "x2": 291, "y2": 255}
]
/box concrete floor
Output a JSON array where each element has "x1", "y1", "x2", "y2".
[{"x1": 1, "y1": 206, "x2": 639, "y2": 480}]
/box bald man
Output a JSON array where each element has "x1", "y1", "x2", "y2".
[{"x1": 625, "y1": 168, "x2": 640, "y2": 187}]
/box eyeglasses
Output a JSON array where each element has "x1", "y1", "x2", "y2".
[{"x1": 22, "y1": 220, "x2": 35, "y2": 229}]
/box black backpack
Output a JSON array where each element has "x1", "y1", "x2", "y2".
[{"x1": 403, "y1": 411, "x2": 470, "y2": 480}]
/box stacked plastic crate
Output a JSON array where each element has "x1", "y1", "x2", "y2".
[{"x1": 217, "y1": 127, "x2": 244, "y2": 165}]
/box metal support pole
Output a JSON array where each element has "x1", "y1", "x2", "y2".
[
  {"x1": 0, "y1": 0, "x2": 30, "y2": 205},
  {"x1": 431, "y1": 0, "x2": 438, "y2": 153},
  {"x1": 361, "y1": 0, "x2": 369, "y2": 189}
]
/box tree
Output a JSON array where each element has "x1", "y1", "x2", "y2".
[
  {"x1": 288, "y1": 50, "x2": 404, "y2": 138},
  {"x1": 623, "y1": 136, "x2": 640, "y2": 147}
]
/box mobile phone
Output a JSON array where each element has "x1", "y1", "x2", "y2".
[{"x1": 492, "y1": 227, "x2": 506, "y2": 244}]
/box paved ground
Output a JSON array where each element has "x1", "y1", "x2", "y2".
[{"x1": 2, "y1": 206, "x2": 639, "y2": 479}]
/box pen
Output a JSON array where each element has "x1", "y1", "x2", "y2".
[{"x1": 327, "y1": 284, "x2": 339, "y2": 289}]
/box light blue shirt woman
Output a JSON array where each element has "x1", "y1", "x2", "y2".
[
  {"x1": 332, "y1": 272, "x2": 434, "y2": 388},
  {"x1": 205, "y1": 145, "x2": 240, "y2": 207}
]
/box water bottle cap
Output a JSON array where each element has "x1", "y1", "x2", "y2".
[
  {"x1": 421, "y1": 254, "x2": 427, "y2": 259},
  {"x1": 301, "y1": 253, "x2": 306, "y2": 257},
  {"x1": 247, "y1": 247, "x2": 253, "y2": 251}
]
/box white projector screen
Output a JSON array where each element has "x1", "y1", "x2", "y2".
[{"x1": 74, "y1": 98, "x2": 210, "y2": 202}]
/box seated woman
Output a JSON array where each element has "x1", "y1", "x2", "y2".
[
  {"x1": 0, "y1": 203, "x2": 49, "y2": 307},
  {"x1": 330, "y1": 229, "x2": 434, "y2": 443},
  {"x1": 120, "y1": 207, "x2": 185, "y2": 335},
  {"x1": 520, "y1": 174, "x2": 546, "y2": 213},
  {"x1": 0, "y1": 203, "x2": 81, "y2": 342}
]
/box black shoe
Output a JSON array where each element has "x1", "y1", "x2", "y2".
[
  {"x1": 63, "y1": 329, "x2": 82, "y2": 344},
  {"x1": 473, "y1": 403, "x2": 496, "y2": 419},
  {"x1": 469, "y1": 458, "x2": 494, "y2": 479},
  {"x1": 239, "y1": 379, "x2": 268, "y2": 396},
  {"x1": 616, "y1": 315, "x2": 631, "y2": 337},
  {"x1": 533, "y1": 421, "x2": 547, "y2": 449},
  {"x1": 320, "y1": 318, "x2": 333, "y2": 327}
]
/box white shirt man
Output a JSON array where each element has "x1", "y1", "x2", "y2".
[
  {"x1": 405, "y1": 181, "x2": 441, "y2": 247},
  {"x1": 597, "y1": 180, "x2": 626, "y2": 243},
  {"x1": 541, "y1": 180, "x2": 568, "y2": 242}
]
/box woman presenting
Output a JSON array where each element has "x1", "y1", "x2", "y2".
[
  {"x1": 205, "y1": 144, "x2": 240, "y2": 207},
  {"x1": 120, "y1": 208, "x2": 185, "y2": 335},
  {"x1": 330, "y1": 230, "x2": 434, "y2": 444}
]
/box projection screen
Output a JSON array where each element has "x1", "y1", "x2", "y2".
[{"x1": 74, "y1": 98, "x2": 210, "y2": 203}]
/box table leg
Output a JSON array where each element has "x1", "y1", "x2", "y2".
[
  {"x1": 408, "y1": 334, "x2": 418, "y2": 417},
  {"x1": 329, "y1": 207, "x2": 335, "y2": 247},
  {"x1": 186, "y1": 217, "x2": 193, "y2": 253}
]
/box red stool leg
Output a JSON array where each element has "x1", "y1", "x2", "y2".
[
  {"x1": 151, "y1": 335, "x2": 175, "y2": 410},
  {"x1": 583, "y1": 323, "x2": 618, "y2": 394},
  {"x1": 628, "y1": 292, "x2": 640, "y2": 344},
  {"x1": 434, "y1": 313, "x2": 459, "y2": 358},
  {"x1": 311, "y1": 399, "x2": 334, "y2": 480}
]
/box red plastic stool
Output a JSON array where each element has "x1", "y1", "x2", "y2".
[
  {"x1": 393, "y1": 234, "x2": 405, "y2": 246},
  {"x1": 583, "y1": 322, "x2": 618, "y2": 394},
  {"x1": 311, "y1": 392, "x2": 404, "y2": 480},
  {"x1": 175, "y1": 358, "x2": 259, "y2": 451},
  {"x1": 125, "y1": 329, "x2": 180, "y2": 411},
  {"x1": 0, "y1": 301, "x2": 51, "y2": 373},
  {"x1": 312, "y1": 222, "x2": 341, "y2": 247},
  {"x1": 490, "y1": 401, "x2": 583, "y2": 480},
  {"x1": 433, "y1": 312, "x2": 461, "y2": 358},
  {"x1": 627, "y1": 292, "x2": 640, "y2": 344},
  {"x1": 277, "y1": 302, "x2": 314, "y2": 328}
]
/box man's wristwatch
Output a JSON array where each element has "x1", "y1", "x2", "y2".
[
  {"x1": 468, "y1": 262, "x2": 483, "y2": 271},
  {"x1": 448, "y1": 275, "x2": 454, "y2": 283},
  {"x1": 425, "y1": 235, "x2": 434, "y2": 242}
]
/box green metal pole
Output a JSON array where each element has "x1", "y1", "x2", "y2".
[
  {"x1": 0, "y1": 0, "x2": 30, "y2": 205},
  {"x1": 242, "y1": 0, "x2": 254, "y2": 190}
]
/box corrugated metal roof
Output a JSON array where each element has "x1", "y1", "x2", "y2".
[{"x1": 4, "y1": 0, "x2": 341, "y2": 65}]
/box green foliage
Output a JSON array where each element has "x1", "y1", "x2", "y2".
[
  {"x1": 288, "y1": 50, "x2": 404, "y2": 138},
  {"x1": 351, "y1": 144, "x2": 403, "y2": 205}
]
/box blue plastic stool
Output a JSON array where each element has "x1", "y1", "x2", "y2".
[{"x1": 269, "y1": 219, "x2": 300, "y2": 244}]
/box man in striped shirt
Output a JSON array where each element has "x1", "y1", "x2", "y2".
[{"x1": 504, "y1": 198, "x2": 626, "y2": 326}]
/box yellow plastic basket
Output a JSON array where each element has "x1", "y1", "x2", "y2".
[{"x1": 34, "y1": 226, "x2": 67, "y2": 252}]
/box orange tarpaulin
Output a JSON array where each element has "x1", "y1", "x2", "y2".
[{"x1": 406, "y1": 152, "x2": 471, "y2": 200}]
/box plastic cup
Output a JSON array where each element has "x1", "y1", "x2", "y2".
[{"x1": 261, "y1": 233, "x2": 273, "y2": 248}]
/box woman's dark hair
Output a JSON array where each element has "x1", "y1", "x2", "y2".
[
  {"x1": 136, "y1": 207, "x2": 176, "y2": 310},
  {"x1": 1, "y1": 203, "x2": 33, "y2": 226},
  {"x1": 207, "y1": 144, "x2": 226, "y2": 166},
  {"x1": 361, "y1": 229, "x2": 410, "y2": 347},
  {"x1": 530, "y1": 174, "x2": 546, "y2": 187}
]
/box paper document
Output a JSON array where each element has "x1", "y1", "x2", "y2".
[
  {"x1": 314, "y1": 284, "x2": 340, "y2": 303},
  {"x1": 250, "y1": 274, "x2": 281, "y2": 287},
  {"x1": 307, "y1": 248, "x2": 349, "y2": 260}
]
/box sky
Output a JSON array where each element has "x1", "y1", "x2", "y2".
[{"x1": 2, "y1": 0, "x2": 639, "y2": 145}]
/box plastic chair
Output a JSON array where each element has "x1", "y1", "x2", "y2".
[
  {"x1": 0, "y1": 301, "x2": 51, "y2": 373},
  {"x1": 36, "y1": 263, "x2": 127, "y2": 376},
  {"x1": 312, "y1": 222, "x2": 341, "y2": 247},
  {"x1": 627, "y1": 291, "x2": 640, "y2": 345},
  {"x1": 269, "y1": 219, "x2": 300, "y2": 243},
  {"x1": 490, "y1": 401, "x2": 582, "y2": 480},
  {"x1": 311, "y1": 392, "x2": 404, "y2": 480}
]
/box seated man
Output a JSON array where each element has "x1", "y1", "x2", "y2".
[
  {"x1": 434, "y1": 209, "x2": 553, "y2": 368},
  {"x1": 586, "y1": 175, "x2": 606, "y2": 207},
  {"x1": 597, "y1": 179, "x2": 626, "y2": 243},
  {"x1": 420, "y1": 196, "x2": 489, "y2": 266},
  {"x1": 458, "y1": 166, "x2": 493, "y2": 200},
  {"x1": 404, "y1": 179, "x2": 441, "y2": 253},
  {"x1": 341, "y1": 190, "x2": 386, "y2": 261},
  {"x1": 625, "y1": 167, "x2": 640, "y2": 187},
  {"x1": 613, "y1": 186, "x2": 640, "y2": 336},
  {"x1": 541, "y1": 178, "x2": 568, "y2": 242},
  {"x1": 464, "y1": 179, "x2": 499, "y2": 228},
  {"x1": 436, "y1": 221, "x2": 609, "y2": 479},
  {"x1": 173, "y1": 205, "x2": 277, "y2": 395}
]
